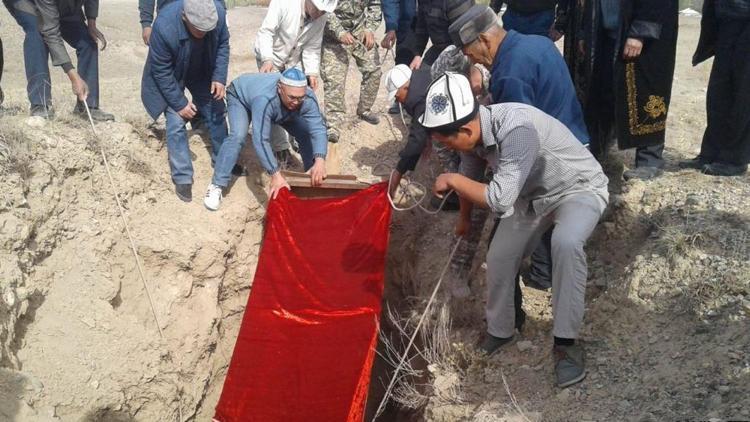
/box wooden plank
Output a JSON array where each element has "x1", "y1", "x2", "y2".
[{"x1": 281, "y1": 170, "x2": 370, "y2": 199}]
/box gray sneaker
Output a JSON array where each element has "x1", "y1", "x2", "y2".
[
  {"x1": 623, "y1": 166, "x2": 663, "y2": 181},
  {"x1": 175, "y1": 183, "x2": 192, "y2": 202},
  {"x1": 554, "y1": 344, "x2": 586, "y2": 388},
  {"x1": 74, "y1": 101, "x2": 115, "y2": 122}
]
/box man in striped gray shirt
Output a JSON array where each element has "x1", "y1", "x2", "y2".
[{"x1": 420, "y1": 73, "x2": 608, "y2": 388}]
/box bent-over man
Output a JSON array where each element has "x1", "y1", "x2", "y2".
[
  {"x1": 421, "y1": 73, "x2": 608, "y2": 388},
  {"x1": 204, "y1": 69, "x2": 328, "y2": 210}
]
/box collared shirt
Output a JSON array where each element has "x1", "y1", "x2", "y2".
[
  {"x1": 490, "y1": 30, "x2": 590, "y2": 145},
  {"x1": 254, "y1": 0, "x2": 328, "y2": 76},
  {"x1": 33, "y1": 0, "x2": 98, "y2": 71},
  {"x1": 229, "y1": 73, "x2": 328, "y2": 174},
  {"x1": 460, "y1": 104, "x2": 609, "y2": 219}
]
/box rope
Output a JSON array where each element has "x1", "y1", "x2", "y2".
[
  {"x1": 82, "y1": 102, "x2": 164, "y2": 338},
  {"x1": 371, "y1": 238, "x2": 463, "y2": 420}
]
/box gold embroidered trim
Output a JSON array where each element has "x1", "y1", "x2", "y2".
[{"x1": 625, "y1": 62, "x2": 667, "y2": 136}]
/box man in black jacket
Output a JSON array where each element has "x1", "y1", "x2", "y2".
[
  {"x1": 680, "y1": 0, "x2": 750, "y2": 176},
  {"x1": 402, "y1": 0, "x2": 474, "y2": 69},
  {"x1": 490, "y1": 0, "x2": 564, "y2": 39}
]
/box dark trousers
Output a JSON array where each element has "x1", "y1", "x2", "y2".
[
  {"x1": 5, "y1": 1, "x2": 100, "y2": 108},
  {"x1": 394, "y1": 18, "x2": 415, "y2": 66},
  {"x1": 589, "y1": 32, "x2": 665, "y2": 168},
  {"x1": 699, "y1": 19, "x2": 750, "y2": 166}
]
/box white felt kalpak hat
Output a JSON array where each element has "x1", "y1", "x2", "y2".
[
  {"x1": 418, "y1": 72, "x2": 477, "y2": 130},
  {"x1": 310, "y1": 0, "x2": 338, "y2": 13},
  {"x1": 384, "y1": 64, "x2": 412, "y2": 101}
]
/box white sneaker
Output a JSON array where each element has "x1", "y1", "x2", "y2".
[{"x1": 204, "y1": 183, "x2": 223, "y2": 211}]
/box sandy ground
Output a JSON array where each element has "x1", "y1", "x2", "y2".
[{"x1": 0, "y1": 3, "x2": 748, "y2": 422}]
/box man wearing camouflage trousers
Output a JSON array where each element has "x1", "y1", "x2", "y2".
[{"x1": 321, "y1": 0, "x2": 382, "y2": 143}]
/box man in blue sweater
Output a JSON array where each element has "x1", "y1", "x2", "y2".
[
  {"x1": 141, "y1": 0, "x2": 229, "y2": 203},
  {"x1": 204, "y1": 69, "x2": 328, "y2": 211},
  {"x1": 449, "y1": 5, "x2": 589, "y2": 145}
]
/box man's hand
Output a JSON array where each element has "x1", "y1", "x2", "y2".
[
  {"x1": 433, "y1": 173, "x2": 454, "y2": 198},
  {"x1": 362, "y1": 31, "x2": 375, "y2": 50},
  {"x1": 178, "y1": 102, "x2": 197, "y2": 120},
  {"x1": 268, "y1": 172, "x2": 291, "y2": 199},
  {"x1": 455, "y1": 214, "x2": 471, "y2": 237},
  {"x1": 381, "y1": 30, "x2": 397, "y2": 49},
  {"x1": 308, "y1": 157, "x2": 327, "y2": 186},
  {"x1": 211, "y1": 81, "x2": 226, "y2": 100},
  {"x1": 68, "y1": 70, "x2": 89, "y2": 101},
  {"x1": 409, "y1": 56, "x2": 422, "y2": 70},
  {"x1": 142, "y1": 26, "x2": 152, "y2": 45},
  {"x1": 340, "y1": 32, "x2": 355, "y2": 45},
  {"x1": 388, "y1": 170, "x2": 403, "y2": 198},
  {"x1": 307, "y1": 75, "x2": 319, "y2": 90},
  {"x1": 623, "y1": 38, "x2": 644, "y2": 60},
  {"x1": 87, "y1": 19, "x2": 107, "y2": 51},
  {"x1": 259, "y1": 61, "x2": 275, "y2": 73}
]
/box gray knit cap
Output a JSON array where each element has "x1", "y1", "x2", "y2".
[
  {"x1": 184, "y1": 0, "x2": 218, "y2": 32},
  {"x1": 448, "y1": 4, "x2": 499, "y2": 46}
]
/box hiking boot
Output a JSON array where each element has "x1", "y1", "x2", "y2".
[
  {"x1": 204, "y1": 183, "x2": 223, "y2": 211},
  {"x1": 328, "y1": 131, "x2": 340, "y2": 144},
  {"x1": 623, "y1": 166, "x2": 663, "y2": 181},
  {"x1": 357, "y1": 111, "x2": 380, "y2": 125},
  {"x1": 30, "y1": 104, "x2": 55, "y2": 119},
  {"x1": 175, "y1": 183, "x2": 193, "y2": 202},
  {"x1": 702, "y1": 162, "x2": 747, "y2": 177},
  {"x1": 74, "y1": 101, "x2": 115, "y2": 122},
  {"x1": 554, "y1": 344, "x2": 586, "y2": 388},
  {"x1": 678, "y1": 155, "x2": 710, "y2": 170},
  {"x1": 388, "y1": 101, "x2": 401, "y2": 115},
  {"x1": 479, "y1": 333, "x2": 515, "y2": 356}
]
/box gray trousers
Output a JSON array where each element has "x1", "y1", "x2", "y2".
[{"x1": 486, "y1": 193, "x2": 604, "y2": 339}]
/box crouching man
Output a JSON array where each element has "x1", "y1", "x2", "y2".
[
  {"x1": 421, "y1": 73, "x2": 609, "y2": 388},
  {"x1": 141, "y1": 0, "x2": 229, "y2": 202},
  {"x1": 204, "y1": 68, "x2": 328, "y2": 210}
]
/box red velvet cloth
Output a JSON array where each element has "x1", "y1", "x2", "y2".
[{"x1": 214, "y1": 183, "x2": 392, "y2": 422}]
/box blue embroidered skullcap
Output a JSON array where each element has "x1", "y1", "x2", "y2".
[{"x1": 280, "y1": 68, "x2": 308, "y2": 87}]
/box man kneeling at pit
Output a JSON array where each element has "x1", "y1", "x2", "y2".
[
  {"x1": 204, "y1": 68, "x2": 328, "y2": 210},
  {"x1": 422, "y1": 72, "x2": 609, "y2": 388}
]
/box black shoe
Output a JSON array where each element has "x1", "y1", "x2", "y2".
[
  {"x1": 554, "y1": 344, "x2": 586, "y2": 388},
  {"x1": 388, "y1": 101, "x2": 401, "y2": 115},
  {"x1": 623, "y1": 166, "x2": 663, "y2": 181},
  {"x1": 30, "y1": 104, "x2": 55, "y2": 119},
  {"x1": 175, "y1": 183, "x2": 193, "y2": 202},
  {"x1": 702, "y1": 162, "x2": 748, "y2": 176},
  {"x1": 357, "y1": 111, "x2": 380, "y2": 125},
  {"x1": 678, "y1": 156, "x2": 710, "y2": 170},
  {"x1": 328, "y1": 131, "x2": 340, "y2": 144},
  {"x1": 479, "y1": 333, "x2": 515, "y2": 356},
  {"x1": 74, "y1": 101, "x2": 114, "y2": 122}
]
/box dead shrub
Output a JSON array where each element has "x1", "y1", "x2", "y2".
[{"x1": 0, "y1": 129, "x2": 34, "y2": 183}]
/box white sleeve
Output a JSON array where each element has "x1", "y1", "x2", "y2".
[
  {"x1": 254, "y1": 0, "x2": 281, "y2": 64},
  {"x1": 301, "y1": 15, "x2": 326, "y2": 76}
]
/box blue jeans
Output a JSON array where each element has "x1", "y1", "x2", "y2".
[
  {"x1": 502, "y1": 9, "x2": 555, "y2": 37},
  {"x1": 212, "y1": 90, "x2": 315, "y2": 187},
  {"x1": 5, "y1": 1, "x2": 100, "y2": 107},
  {"x1": 165, "y1": 82, "x2": 227, "y2": 185}
]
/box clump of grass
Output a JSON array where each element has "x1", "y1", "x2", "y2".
[
  {"x1": 123, "y1": 150, "x2": 153, "y2": 177},
  {"x1": 656, "y1": 225, "x2": 703, "y2": 259},
  {"x1": 0, "y1": 129, "x2": 34, "y2": 183}
]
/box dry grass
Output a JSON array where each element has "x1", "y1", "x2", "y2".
[{"x1": 0, "y1": 129, "x2": 34, "y2": 183}]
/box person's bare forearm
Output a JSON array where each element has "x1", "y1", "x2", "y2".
[{"x1": 447, "y1": 174, "x2": 488, "y2": 208}]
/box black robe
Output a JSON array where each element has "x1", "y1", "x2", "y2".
[{"x1": 562, "y1": 0, "x2": 679, "y2": 154}]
